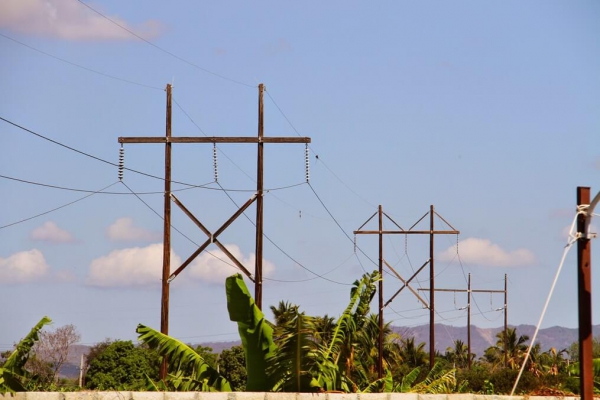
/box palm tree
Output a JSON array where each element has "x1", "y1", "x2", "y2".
[
  {"x1": 445, "y1": 340, "x2": 469, "y2": 369},
  {"x1": 483, "y1": 328, "x2": 529, "y2": 370},
  {"x1": 542, "y1": 347, "x2": 568, "y2": 376},
  {"x1": 399, "y1": 337, "x2": 428, "y2": 369}
]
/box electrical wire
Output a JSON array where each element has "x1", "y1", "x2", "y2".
[
  {"x1": 0, "y1": 173, "x2": 214, "y2": 195},
  {"x1": 265, "y1": 90, "x2": 376, "y2": 208},
  {"x1": 308, "y1": 182, "x2": 377, "y2": 270},
  {"x1": 215, "y1": 181, "x2": 353, "y2": 286},
  {"x1": 77, "y1": 0, "x2": 255, "y2": 89},
  {"x1": 0, "y1": 116, "x2": 192, "y2": 185},
  {"x1": 510, "y1": 211, "x2": 581, "y2": 396},
  {"x1": 119, "y1": 180, "x2": 241, "y2": 272},
  {"x1": 0, "y1": 32, "x2": 162, "y2": 91},
  {"x1": 0, "y1": 181, "x2": 120, "y2": 229},
  {"x1": 263, "y1": 252, "x2": 356, "y2": 283},
  {"x1": 1, "y1": 116, "x2": 305, "y2": 192}
]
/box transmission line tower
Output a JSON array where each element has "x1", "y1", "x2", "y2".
[
  {"x1": 354, "y1": 205, "x2": 459, "y2": 376},
  {"x1": 418, "y1": 273, "x2": 508, "y2": 369},
  {"x1": 118, "y1": 83, "x2": 310, "y2": 378}
]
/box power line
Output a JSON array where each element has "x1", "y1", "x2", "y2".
[
  {"x1": 308, "y1": 182, "x2": 378, "y2": 269},
  {"x1": 215, "y1": 182, "x2": 353, "y2": 286},
  {"x1": 265, "y1": 90, "x2": 376, "y2": 208},
  {"x1": 119, "y1": 181, "x2": 242, "y2": 271},
  {"x1": 0, "y1": 181, "x2": 120, "y2": 229},
  {"x1": 77, "y1": 0, "x2": 255, "y2": 89},
  {"x1": 0, "y1": 173, "x2": 213, "y2": 195},
  {"x1": 1, "y1": 116, "x2": 303, "y2": 192},
  {"x1": 0, "y1": 32, "x2": 163, "y2": 91}
]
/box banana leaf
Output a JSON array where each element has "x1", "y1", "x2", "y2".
[
  {"x1": 0, "y1": 316, "x2": 52, "y2": 393},
  {"x1": 226, "y1": 274, "x2": 277, "y2": 391},
  {"x1": 136, "y1": 324, "x2": 231, "y2": 391}
]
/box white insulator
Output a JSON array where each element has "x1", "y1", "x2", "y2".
[
  {"x1": 213, "y1": 143, "x2": 218, "y2": 183},
  {"x1": 305, "y1": 144, "x2": 310, "y2": 182},
  {"x1": 118, "y1": 145, "x2": 124, "y2": 181}
]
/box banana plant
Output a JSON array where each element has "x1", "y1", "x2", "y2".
[
  {"x1": 0, "y1": 316, "x2": 52, "y2": 393},
  {"x1": 226, "y1": 273, "x2": 277, "y2": 391},
  {"x1": 393, "y1": 362, "x2": 464, "y2": 394},
  {"x1": 136, "y1": 324, "x2": 231, "y2": 391}
]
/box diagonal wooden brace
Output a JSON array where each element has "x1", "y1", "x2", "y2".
[
  {"x1": 168, "y1": 193, "x2": 257, "y2": 282},
  {"x1": 384, "y1": 259, "x2": 430, "y2": 308}
]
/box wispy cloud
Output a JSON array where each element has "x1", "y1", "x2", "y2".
[
  {"x1": 187, "y1": 244, "x2": 274, "y2": 284},
  {"x1": 0, "y1": 249, "x2": 50, "y2": 284},
  {"x1": 30, "y1": 221, "x2": 75, "y2": 243},
  {"x1": 106, "y1": 217, "x2": 161, "y2": 242},
  {"x1": 0, "y1": 0, "x2": 163, "y2": 41},
  {"x1": 85, "y1": 243, "x2": 180, "y2": 288},
  {"x1": 438, "y1": 237, "x2": 536, "y2": 267}
]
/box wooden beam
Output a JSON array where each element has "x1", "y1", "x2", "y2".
[{"x1": 119, "y1": 136, "x2": 311, "y2": 144}]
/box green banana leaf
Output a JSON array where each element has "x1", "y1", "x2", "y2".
[
  {"x1": 226, "y1": 274, "x2": 277, "y2": 391},
  {"x1": 0, "y1": 316, "x2": 52, "y2": 393},
  {"x1": 136, "y1": 324, "x2": 231, "y2": 391}
]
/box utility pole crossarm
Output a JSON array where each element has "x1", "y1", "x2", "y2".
[
  {"x1": 118, "y1": 136, "x2": 311, "y2": 144},
  {"x1": 353, "y1": 230, "x2": 459, "y2": 235}
]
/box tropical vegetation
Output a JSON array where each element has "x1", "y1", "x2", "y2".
[{"x1": 1, "y1": 272, "x2": 599, "y2": 395}]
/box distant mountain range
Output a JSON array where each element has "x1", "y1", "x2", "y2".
[
  {"x1": 391, "y1": 323, "x2": 600, "y2": 358},
  {"x1": 59, "y1": 324, "x2": 599, "y2": 378}
]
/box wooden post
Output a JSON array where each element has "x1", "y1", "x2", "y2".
[
  {"x1": 159, "y1": 83, "x2": 172, "y2": 380},
  {"x1": 429, "y1": 205, "x2": 435, "y2": 368},
  {"x1": 378, "y1": 205, "x2": 384, "y2": 379},
  {"x1": 504, "y1": 273, "x2": 508, "y2": 368},
  {"x1": 467, "y1": 273, "x2": 471, "y2": 370},
  {"x1": 577, "y1": 186, "x2": 593, "y2": 400},
  {"x1": 255, "y1": 83, "x2": 264, "y2": 309}
]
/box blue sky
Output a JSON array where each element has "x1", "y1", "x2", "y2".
[{"x1": 1, "y1": 0, "x2": 599, "y2": 352}]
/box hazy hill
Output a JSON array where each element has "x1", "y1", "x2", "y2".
[{"x1": 392, "y1": 323, "x2": 600, "y2": 358}]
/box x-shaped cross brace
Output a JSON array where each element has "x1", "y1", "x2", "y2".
[
  {"x1": 167, "y1": 193, "x2": 257, "y2": 283},
  {"x1": 384, "y1": 259, "x2": 430, "y2": 308}
]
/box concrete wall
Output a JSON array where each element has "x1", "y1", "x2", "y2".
[{"x1": 0, "y1": 393, "x2": 582, "y2": 400}]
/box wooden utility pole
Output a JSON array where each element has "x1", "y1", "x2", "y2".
[
  {"x1": 255, "y1": 84, "x2": 265, "y2": 309},
  {"x1": 160, "y1": 83, "x2": 172, "y2": 379},
  {"x1": 429, "y1": 205, "x2": 435, "y2": 368},
  {"x1": 419, "y1": 276, "x2": 507, "y2": 370},
  {"x1": 576, "y1": 186, "x2": 593, "y2": 400},
  {"x1": 119, "y1": 84, "x2": 310, "y2": 378},
  {"x1": 467, "y1": 273, "x2": 471, "y2": 369},
  {"x1": 354, "y1": 205, "x2": 459, "y2": 374}
]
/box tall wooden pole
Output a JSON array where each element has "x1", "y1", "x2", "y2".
[
  {"x1": 160, "y1": 83, "x2": 172, "y2": 379},
  {"x1": 255, "y1": 83, "x2": 264, "y2": 309},
  {"x1": 378, "y1": 205, "x2": 384, "y2": 379},
  {"x1": 467, "y1": 273, "x2": 471, "y2": 370},
  {"x1": 429, "y1": 205, "x2": 435, "y2": 368},
  {"x1": 504, "y1": 273, "x2": 508, "y2": 368},
  {"x1": 577, "y1": 186, "x2": 593, "y2": 400}
]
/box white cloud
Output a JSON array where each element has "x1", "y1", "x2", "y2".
[
  {"x1": 0, "y1": 0, "x2": 162, "y2": 41},
  {"x1": 86, "y1": 243, "x2": 181, "y2": 288},
  {"x1": 438, "y1": 237, "x2": 536, "y2": 267},
  {"x1": 106, "y1": 217, "x2": 160, "y2": 242},
  {"x1": 187, "y1": 244, "x2": 274, "y2": 284},
  {"x1": 30, "y1": 221, "x2": 75, "y2": 243},
  {"x1": 0, "y1": 249, "x2": 50, "y2": 284}
]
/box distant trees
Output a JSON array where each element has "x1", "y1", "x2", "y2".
[
  {"x1": 84, "y1": 340, "x2": 159, "y2": 390},
  {"x1": 26, "y1": 324, "x2": 81, "y2": 385}
]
